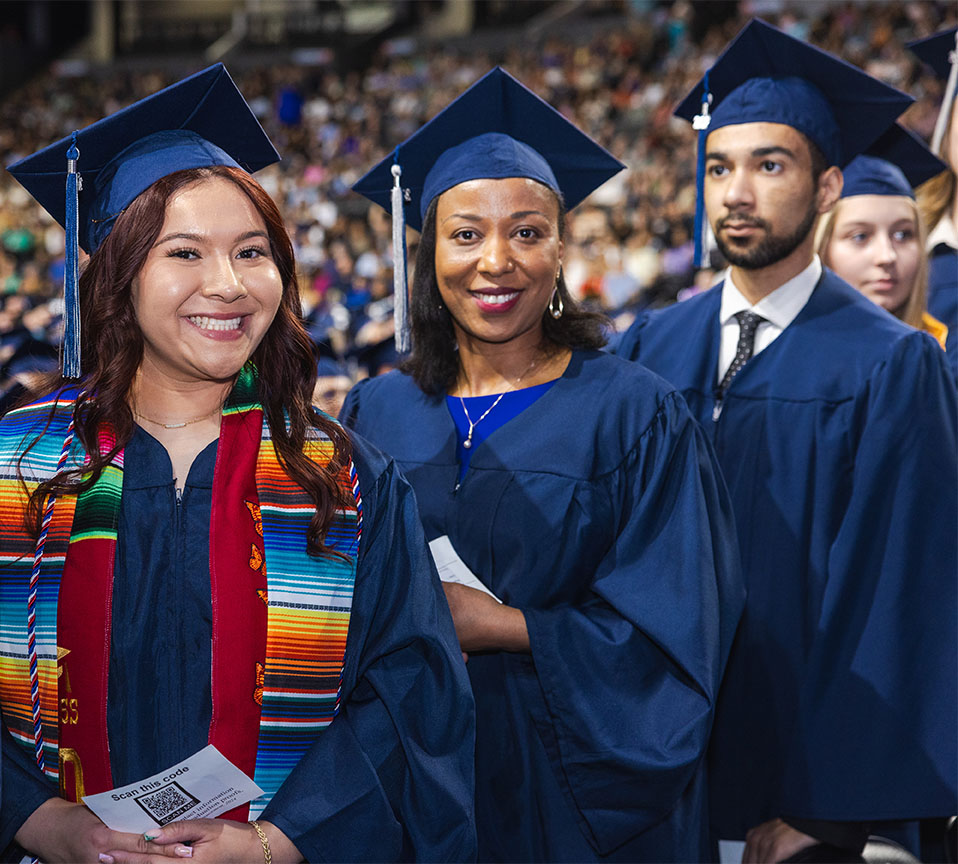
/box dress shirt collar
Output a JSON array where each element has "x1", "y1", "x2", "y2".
[
  {"x1": 720, "y1": 256, "x2": 822, "y2": 329},
  {"x1": 927, "y1": 214, "x2": 958, "y2": 252}
]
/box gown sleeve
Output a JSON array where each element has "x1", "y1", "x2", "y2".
[
  {"x1": 260, "y1": 441, "x2": 477, "y2": 863},
  {"x1": 779, "y1": 331, "x2": 958, "y2": 818},
  {"x1": 1, "y1": 724, "x2": 56, "y2": 859},
  {"x1": 522, "y1": 391, "x2": 744, "y2": 853}
]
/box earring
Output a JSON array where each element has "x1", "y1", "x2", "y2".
[{"x1": 548, "y1": 270, "x2": 564, "y2": 319}]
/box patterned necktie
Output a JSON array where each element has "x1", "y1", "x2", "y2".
[{"x1": 717, "y1": 310, "x2": 765, "y2": 397}]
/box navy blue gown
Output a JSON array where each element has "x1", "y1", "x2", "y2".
[
  {"x1": 927, "y1": 246, "x2": 958, "y2": 376},
  {"x1": 343, "y1": 349, "x2": 744, "y2": 862},
  {"x1": 1, "y1": 426, "x2": 477, "y2": 863},
  {"x1": 617, "y1": 270, "x2": 958, "y2": 842}
]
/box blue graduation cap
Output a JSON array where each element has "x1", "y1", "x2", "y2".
[
  {"x1": 907, "y1": 28, "x2": 958, "y2": 155},
  {"x1": 674, "y1": 18, "x2": 913, "y2": 266},
  {"x1": 352, "y1": 66, "x2": 625, "y2": 352},
  {"x1": 842, "y1": 124, "x2": 947, "y2": 199},
  {"x1": 909, "y1": 27, "x2": 958, "y2": 82},
  {"x1": 6, "y1": 63, "x2": 279, "y2": 378}
]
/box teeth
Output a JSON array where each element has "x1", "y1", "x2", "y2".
[
  {"x1": 188, "y1": 316, "x2": 242, "y2": 331},
  {"x1": 477, "y1": 292, "x2": 519, "y2": 305}
]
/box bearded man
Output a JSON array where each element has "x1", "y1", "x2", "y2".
[{"x1": 619, "y1": 20, "x2": 957, "y2": 864}]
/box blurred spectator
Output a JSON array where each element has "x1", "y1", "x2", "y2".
[{"x1": 0, "y1": 0, "x2": 952, "y2": 380}]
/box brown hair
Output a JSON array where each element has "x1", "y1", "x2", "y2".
[
  {"x1": 816, "y1": 195, "x2": 929, "y2": 330},
  {"x1": 23, "y1": 165, "x2": 351, "y2": 557}
]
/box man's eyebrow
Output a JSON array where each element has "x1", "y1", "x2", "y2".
[
  {"x1": 705, "y1": 146, "x2": 799, "y2": 161},
  {"x1": 751, "y1": 146, "x2": 797, "y2": 160}
]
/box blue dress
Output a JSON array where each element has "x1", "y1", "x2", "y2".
[
  {"x1": 1, "y1": 425, "x2": 477, "y2": 863},
  {"x1": 617, "y1": 270, "x2": 958, "y2": 841},
  {"x1": 343, "y1": 349, "x2": 744, "y2": 862}
]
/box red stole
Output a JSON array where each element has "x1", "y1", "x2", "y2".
[{"x1": 57, "y1": 409, "x2": 268, "y2": 818}]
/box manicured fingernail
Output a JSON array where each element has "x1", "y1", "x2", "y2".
[
  {"x1": 99, "y1": 856, "x2": 115, "y2": 864},
  {"x1": 144, "y1": 833, "x2": 159, "y2": 842},
  {"x1": 174, "y1": 846, "x2": 193, "y2": 858}
]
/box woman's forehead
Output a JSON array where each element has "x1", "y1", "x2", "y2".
[
  {"x1": 834, "y1": 194, "x2": 917, "y2": 226},
  {"x1": 160, "y1": 177, "x2": 265, "y2": 230},
  {"x1": 436, "y1": 177, "x2": 559, "y2": 219}
]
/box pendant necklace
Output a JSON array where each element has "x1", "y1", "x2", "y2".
[{"x1": 458, "y1": 353, "x2": 542, "y2": 450}]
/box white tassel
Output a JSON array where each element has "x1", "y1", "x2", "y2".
[
  {"x1": 390, "y1": 163, "x2": 410, "y2": 354},
  {"x1": 931, "y1": 32, "x2": 958, "y2": 155}
]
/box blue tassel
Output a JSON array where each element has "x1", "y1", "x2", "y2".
[
  {"x1": 692, "y1": 71, "x2": 712, "y2": 270},
  {"x1": 390, "y1": 146, "x2": 411, "y2": 354},
  {"x1": 63, "y1": 131, "x2": 82, "y2": 379}
]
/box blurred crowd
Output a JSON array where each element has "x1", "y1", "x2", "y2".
[{"x1": 0, "y1": 0, "x2": 952, "y2": 404}]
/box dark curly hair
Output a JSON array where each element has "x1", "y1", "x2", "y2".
[{"x1": 401, "y1": 191, "x2": 610, "y2": 395}]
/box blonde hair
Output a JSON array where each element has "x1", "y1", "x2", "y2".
[
  {"x1": 916, "y1": 99, "x2": 955, "y2": 233},
  {"x1": 816, "y1": 195, "x2": 929, "y2": 330}
]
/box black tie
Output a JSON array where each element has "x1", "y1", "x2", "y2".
[{"x1": 717, "y1": 310, "x2": 765, "y2": 398}]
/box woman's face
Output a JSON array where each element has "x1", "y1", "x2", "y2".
[
  {"x1": 434, "y1": 177, "x2": 562, "y2": 346},
  {"x1": 826, "y1": 194, "x2": 921, "y2": 317},
  {"x1": 131, "y1": 176, "x2": 283, "y2": 386}
]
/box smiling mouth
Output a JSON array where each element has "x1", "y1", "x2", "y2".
[
  {"x1": 473, "y1": 291, "x2": 520, "y2": 305},
  {"x1": 187, "y1": 315, "x2": 243, "y2": 331}
]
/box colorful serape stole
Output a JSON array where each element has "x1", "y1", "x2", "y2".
[{"x1": 0, "y1": 365, "x2": 362, "y2": 815}]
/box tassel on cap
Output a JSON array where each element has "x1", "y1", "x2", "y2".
[
  {"x1": 390, "y1": 148, "x2": 410, "y2": 354},
  {"x1": 63, "y1": 131, "x2": 82, "y2": 379},
  {"x1": 930, "y1": 31, "x2": 958, "y2": 154},
  {"x1": 692, "y1": 72, "x2": 712, "y2": 270}
]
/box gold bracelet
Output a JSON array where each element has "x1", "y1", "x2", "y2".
[{"x1": 249, "y1": 820, "x2": 272, "y2": 864}]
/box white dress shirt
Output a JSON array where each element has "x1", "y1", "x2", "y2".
[
  {"x1": 927, "y1": 214, "x2": 958, "y2": 252},
  {"x1": 717, "y1": 256, "x2": 822, "y2": 384}
]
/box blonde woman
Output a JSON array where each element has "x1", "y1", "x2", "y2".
[
  {"x1": 817, "y1": 125, "x2": 951, "y2": 361},
  {"x1": 912, "y1": 27, "x2": 958, "y2": 363}
]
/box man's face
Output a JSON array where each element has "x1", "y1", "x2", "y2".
[{"x1": 704, "y1": 122, "x2": 821, "y2": 270}]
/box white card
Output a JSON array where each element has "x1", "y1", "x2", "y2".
[
  {"x1": 82, "y1": 744, "x2": 263, "y2": 832},
  {"x1": 718, "y1": 839, "x2": 746, "y2": 864},
  {"x1": 429, "y1": 535, "x2": 502, "y2": 603}
]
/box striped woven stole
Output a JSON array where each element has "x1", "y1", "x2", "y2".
[{"x1": 0, "y1": 366, "x2": 361, "y2": 814}]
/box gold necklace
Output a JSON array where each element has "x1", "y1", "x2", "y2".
[
  {"x1": 458, "y1": 353, "x2": 542, "y2": 450},
  {"x1": 133, "y1": 405, "x2": 222, "y2": 430}
]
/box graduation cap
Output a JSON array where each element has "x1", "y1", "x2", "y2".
[
  {"x1": 842, "y1": 124, "x2": 947, "y2": 199},
  {"x1": 674, "y1": 18, "x2": 913, "y2": 266},
  {"x1": 909, "y1": 27, "x2": 958, "y2": 82},
  {"x1": 907, "y1": 27, "x2": 958, "y2": 155},
  {"x1": 352, "y1": 66, "x2": 625, "y2": 352},
  {"x1": 6, "y1": 63, "x2": 279, "y2": 378}
]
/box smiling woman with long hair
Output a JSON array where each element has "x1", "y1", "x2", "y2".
[
  {"x1": 345, "y1": 68, "x2": 743, "y2": 863},
  {"x1": 0, "y1": 65, "x2": 474, "y2": 864}
]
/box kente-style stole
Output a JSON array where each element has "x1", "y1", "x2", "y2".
[{"x1": 0, "y1": 366, "x2": 361, "y2": 817}]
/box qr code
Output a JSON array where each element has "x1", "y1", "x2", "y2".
[{"x1": 134, "y1": 781, "x2": 200, "y2": 825}]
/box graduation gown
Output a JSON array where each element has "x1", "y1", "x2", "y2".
[
  {"x1": 617, "y1": 269, "x2": 958, "y2": 839},
  {"x1": 0, "y1": 426, "x2": 476, "y2": 863},
  {"x1": 927, "y1": 247, "x2": 958, "y2": 377},
  {"x1": 342, "y1": 349, "x2": 744, "y2": 862}
]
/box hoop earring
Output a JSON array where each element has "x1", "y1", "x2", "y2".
[{"x1": 548, "y1": 284, "x2": 564, "y2": 320}]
